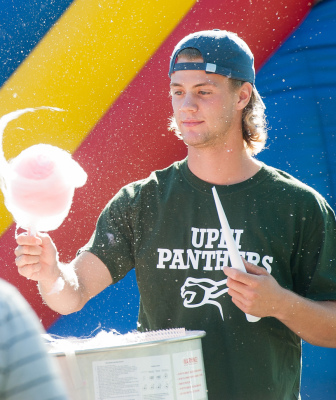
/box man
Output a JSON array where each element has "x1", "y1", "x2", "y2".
[
  {"x1": 0, "y1": 278, "x2": 69, "y2": 400},
  {"x1": 15, "y1": 30, "x2": 336, "y2": 399}
]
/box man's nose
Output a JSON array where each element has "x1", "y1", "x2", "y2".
[{"x1": 180, "y1": 93, "x2": 198, "y2": 112}]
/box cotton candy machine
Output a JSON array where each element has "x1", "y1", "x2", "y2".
[{"x1": 46, "y1": 329, "x2": 208, "y2": 400}]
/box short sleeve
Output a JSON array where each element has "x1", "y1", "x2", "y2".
[
  {"x1": 292, "y1": 198, "x2": 336, "y2": 301},
  {"x1": 79, "y1": 186, "x2": 136, "y2": 283}
]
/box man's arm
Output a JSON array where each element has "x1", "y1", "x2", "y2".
[
  {"x1": 223, "y1": 262, "x2": 336, "y2": 348},
  {"x1": 15, "y1": 233, "x2": 112, "y2": 315}
]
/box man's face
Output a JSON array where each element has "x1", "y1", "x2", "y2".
[{"x1": 170, "y1": 56, "x2": 240, "y2": 149}]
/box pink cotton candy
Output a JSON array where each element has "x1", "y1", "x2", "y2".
[
  {"x1": 0, "y1": 108, "x2": 87, "y2": 233},
  {"x1": 14, "y1": 152, "x2": 55, "y2": 180},
  {"x1": 8, "y1": 144, "x2": 85, "y2": 216},
  {"x1": 5, "y1": 144, "x2": 87, "y2": 231}
]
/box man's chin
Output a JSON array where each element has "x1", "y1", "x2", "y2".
[{"x1": 181, "y1": 133, "x2": 208, "y2": 148}]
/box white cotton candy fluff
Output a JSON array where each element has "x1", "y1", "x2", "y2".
[
  {"x1": 0, "y1": 108, "x2": 87, "y2": 232},
  {"x1": 4, "y1": 144, "x2": 87, "y2": 232}
]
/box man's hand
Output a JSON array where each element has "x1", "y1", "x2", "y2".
[
  {"x1": 15, "y1": 232, "x2": 112, "y2": 315},
  {"x1": 223, "y1": 260, "x2": 285, "y2": 319},
  {"x1": 15, "y1": 232, "x2": 60, "y2": 286},
  {"x1": 224, "y1": 259, "x2": 336, "y2": 347}
]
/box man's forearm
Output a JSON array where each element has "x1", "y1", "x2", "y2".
[
  {"x1": 275, "y1": 289, "x2": 336, "y2": 347},
  {"x1": 38, "y1": 262, "x2": 84, "y2": 315},
  {"x1": 224, "y1": 262, "x2": 336, "y2": 347}
]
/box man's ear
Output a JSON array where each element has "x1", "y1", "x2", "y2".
[{"x1": 237, "y1": 82, "x2": 252, "y2": 110}]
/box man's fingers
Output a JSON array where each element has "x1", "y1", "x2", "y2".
[
  {"x1": 17, "y1": 263, "x2": 41, "y2": 279},
  {"x1": 15, "y1": 254, "x2": 41, "y2": 268},
  {"x1": 226, "y1": 275, "x2": 259, "y2": 301},
  {"x1": 14, "y1": 232, "x2": 57, "y2": 283},
  {"x1": 226, "y1": 275, "x2": 246, "y2": 293},
  {"x1": 15, "y1": 244, "x2": 42, "y2": 258},
  {"x1": 16, "y1": 233, "x2": 42, "y2": 246},
  {"x1": 223, "y1": 263, "x2": 267, "y2": 297},
  {"x1": 242, "y1": 259, "x2": 268, "y2": 275},
  {"x1": 223, "y1": 266, "x2": 251, "y2": 285},
  {"x1": 223, "y1": 262, "x2": 269, "y2": 283}
]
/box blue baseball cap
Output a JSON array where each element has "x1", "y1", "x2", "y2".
[{"x1": 169, "y1": 29, "x2": 255, "y2": 85}]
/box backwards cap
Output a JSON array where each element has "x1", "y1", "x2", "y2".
[{"x1": 169, "y1": 29, "x2": 255, "y2": 85}]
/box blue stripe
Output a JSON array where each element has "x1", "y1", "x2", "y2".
[
  {"x1": 256, "y1": 0, "x2": 336, "y2": 210},
  {"x1": 0, "y1": 0, "x2": 75, "y2": 87}
]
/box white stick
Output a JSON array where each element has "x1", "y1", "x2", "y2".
[
  {"x1": 28, "y1": 228, "x2": 37, "y2": 237},
  {"x1": 212, "y1": 187, "x2": 260, "y2": 323}
]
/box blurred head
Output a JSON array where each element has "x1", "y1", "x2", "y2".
[{"x1": 168, "y1": 30, "x2": 267, "y2": 155}]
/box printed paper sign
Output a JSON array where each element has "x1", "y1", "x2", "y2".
[
  {"x1": 173, "y1": 349, "x2": 207, "y2": 400},
  {"x1": 93, "y1": 355, "x2": 173, "y2": 400}
]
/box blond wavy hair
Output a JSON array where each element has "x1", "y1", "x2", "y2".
[{"x1": 168, "y1": 48, "x2": 268, "y2": 155}]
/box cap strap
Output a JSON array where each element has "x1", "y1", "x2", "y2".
[{"x1": 170, "y1": 62, "x2": 232, "y2": 78}]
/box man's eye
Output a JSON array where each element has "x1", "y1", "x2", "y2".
[{"x1": 199, "y1": 91, "x2": 211, "y2": 95}]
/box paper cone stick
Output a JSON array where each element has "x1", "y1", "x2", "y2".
[{"x1": 212, "y1": 186, "x2": 260, "y2": 323}]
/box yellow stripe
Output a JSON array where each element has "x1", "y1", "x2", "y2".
[{"x1": 0, "y1": 0, "x2": 196, "y2": 233}]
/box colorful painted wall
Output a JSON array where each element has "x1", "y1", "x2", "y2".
[{"x1": 0, "y1": 0, "x2": 335, "y2": 398}]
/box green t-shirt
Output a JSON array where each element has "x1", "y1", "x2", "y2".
[{"x1": 82, "y1": 158, "x2": 336, "y2": 400}]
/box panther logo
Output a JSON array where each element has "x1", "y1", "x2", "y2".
[{"x1": 180, "y1": 277, "x2": 229, "y2": 320}]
